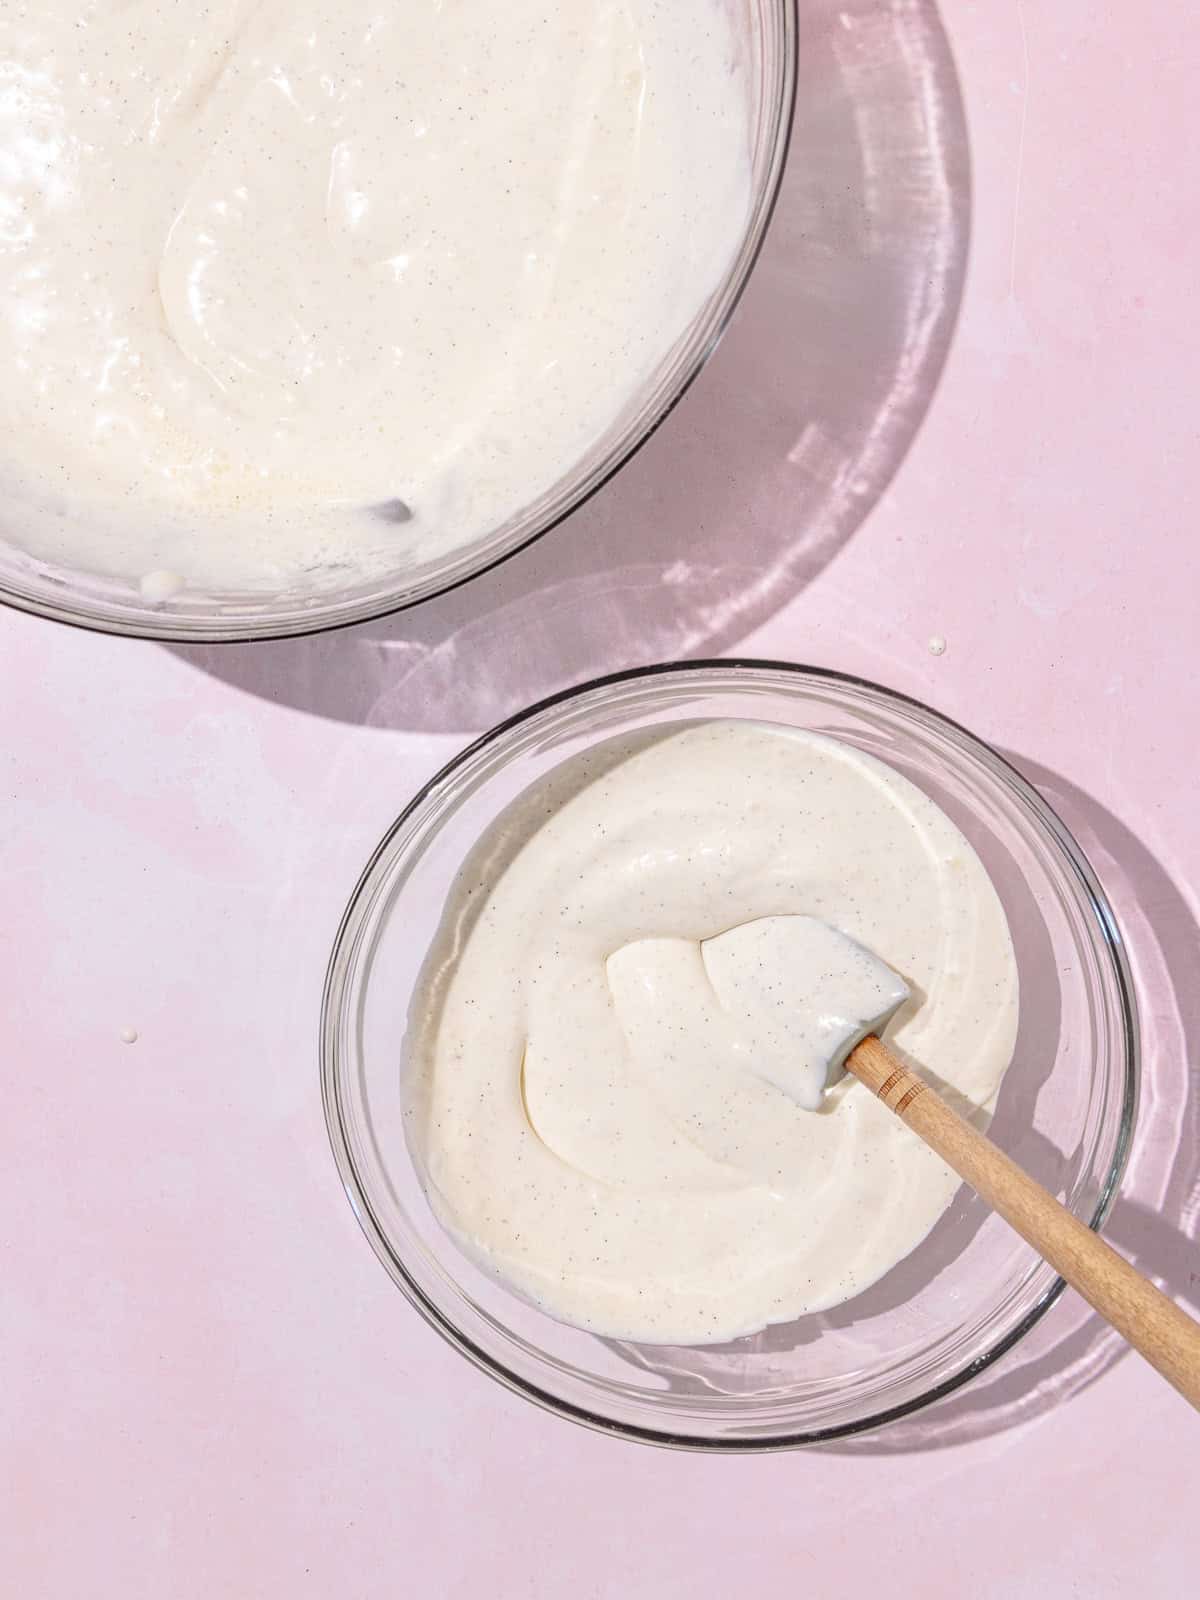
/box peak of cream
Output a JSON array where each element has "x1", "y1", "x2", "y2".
[
  {"x1": 407, "y1": 722, "x2": 1020, "y2": 1345},
  {"x1": 0, "y1": 0, "x2": 750, "y2": 591},
  {"x1": 608, "y1": 915, "x2": 911, "y2": 1115}
]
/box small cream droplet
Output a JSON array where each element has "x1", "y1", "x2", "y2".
[
  {"x1": 928, "y1": 634, "x2": 947, "y2": 657},
  {"x1": 120, "y1": 1026, "x2": 139, "y2": 1044}
]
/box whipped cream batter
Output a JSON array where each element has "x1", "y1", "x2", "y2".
[
  {"x1": 406, "y1": 722, "x2": 1020, "y2": 1345},
  {"x1": 0, "y1": 1, "x2": 749, "y2": 591}
]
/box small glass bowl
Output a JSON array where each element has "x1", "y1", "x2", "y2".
[
  {"x1": 322, "y1": 662, "x2": 1138, "y2": 1449},
  {"x1": 0, "y1": 2, "x2": 794, "y2": 642}
]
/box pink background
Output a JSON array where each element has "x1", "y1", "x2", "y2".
[{"x1": 3, "y1": 2, "x2": 1197, "y2": 1593}]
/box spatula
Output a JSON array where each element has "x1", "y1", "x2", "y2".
[{"x1": 723, "y1": 914, "x2": 1200, "y2": 1411}]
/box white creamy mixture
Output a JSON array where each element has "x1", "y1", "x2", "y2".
[
  {"x1": 0, "y1": 1, "x2": 749, "y2": 591},
  {"x1": 406, "y1": 721, "x2": 1020, "y2": 1345},
  {"x1": 621, "y1": 913, "x2": 914, "y2": 1116}
]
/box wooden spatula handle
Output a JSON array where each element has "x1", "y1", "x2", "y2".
[{"x1": 848, "y1": 1035, "x2": 1200, "y2": 1411}]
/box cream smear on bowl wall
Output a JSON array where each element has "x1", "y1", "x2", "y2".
[
  {"x1": 0, "y1": 0, "x2": 751, "y2": 594},
  {"x1": 405, "y1": 722, "x2": 1020, "y2": 1345}
]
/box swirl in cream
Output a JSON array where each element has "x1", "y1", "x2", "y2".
[
  {"x1": 406, "y1": 722, "x2": 1020, "y2": 1344},
  {"x1": 0, "y1": 0, "x2": 749, "y2": 590}
]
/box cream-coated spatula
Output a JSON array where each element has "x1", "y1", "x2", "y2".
[{"x1": 717, "y1": 915, "x2": 1200, "y2": 1411}]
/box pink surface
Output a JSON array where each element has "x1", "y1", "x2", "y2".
[{"x1": 2, "y1": 2, "x2": 1197, "y2": 1594}]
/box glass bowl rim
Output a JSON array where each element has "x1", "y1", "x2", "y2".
[
  {"x1": 320, "y1": 658, "x2": 1140, "y2": 1451},
  {"x1": 0, "y1": 6, "x2": 798, "y2": 645}
]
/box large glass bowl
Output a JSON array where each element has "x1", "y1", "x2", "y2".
[
  {"x1": 0, "y1": 2, "x2": 795, "y2": 643},
  {"x1": 322, "y1": 661, "x2": 1139, "y2": 1449}
]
